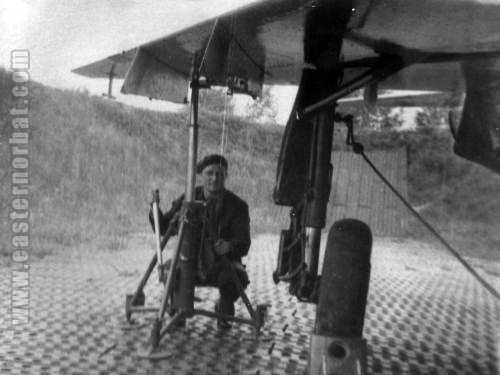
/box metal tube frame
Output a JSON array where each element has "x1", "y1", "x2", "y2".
[
  {"x1": 300, "y1": 55, "x2": 406, "y2": 118},
  {"x1": 303, "y1": 116, "x2": 321, "y2": 278},
  {"x1": 127, "y1": 224, "x2": 176, "y2": 313},
  {"x1": 152, "y1": 191, "x2": 164, "y2": 279},
  {"x1": 304, "y1": 227, "x2": 321, "y2": 275},
  {"x1": 155, "y1": 70, "x2": 201, "y2": 325},
  {"x1": 107, "y1": 72, "x2": 114, "y2": 98},
  {"x1": 185, "y1": 74, "x2": 200, "y2": 203},
  {"x1": 144, "y1": 68, "x2": 264, "y2": 352}
]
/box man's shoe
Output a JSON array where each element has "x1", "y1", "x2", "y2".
[
  {"x1": 217, "y1": 319, "x2": 232, "y2": 331},
  {"x1": 214, "y1": 300, "x2": 232, "y2": 331},
  {"x1": 169, "y1": 309, "x2": 186, "y2": 328},
  {"x1": 173, "y1": 317, "x2": 186, "y2": 328}
]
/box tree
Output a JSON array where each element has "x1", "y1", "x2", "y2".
[
  {"x1": 245, "y1": 86, "x2": 278, "y2": 124},
  {"x1": 199, "y1": 87, "x2": 234, "y2": 113},
  {"x1": 377, "y1": 107, "x2": 404, "y2": 129},
  {"x1": 337, "y1": 89, "x2": 403, "y2": 129},
  {"x1": 415, "y1": 107, "x2": 448, "y2": 130}
]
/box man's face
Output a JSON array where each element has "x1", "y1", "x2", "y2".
[{"x1": 201, "y1": 164, "x2": 226, "y2": 196}]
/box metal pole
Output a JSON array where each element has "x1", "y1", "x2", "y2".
[
  {"x1": 134, "y1": 226, "x2": 175, "y2": 298},
  {"x1": 108, "y1": 73, "x2": 113, "y2": 97},
  {"x1": 303, "y1": 117, "x2": 321, "y2": 277},
  {"x1": 185, "y1": 76, "x2": 200, "y2": 202},
  {"x1": 303, "y1": 109, "x2": 334, "y2": 278},
  {"x1": 157, "y1": 219, "x2": 186, "y2": 319},
  {"x1": 156, "y1": 74, "x2": 200, "y2": 321},
  {"x1": 152, "y1": 190, "x2": 163, "y2": 270},
  {"x1": 304, "y1": 227, "x2": 321, "y2": 275},
  {"x1": 302, "y1": 70, "x2": 374, "y2": 117},
  {"x1": 301, "y1": 56, "x2": 405, "y2": 117}
]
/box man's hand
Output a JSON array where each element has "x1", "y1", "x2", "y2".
[{"x1": 214, "y1": 239, "x2": 232, "y2": 256}]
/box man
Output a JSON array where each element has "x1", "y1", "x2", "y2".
[{"x1": 150, "y1": 154, "x2": 251, "y2": 330}]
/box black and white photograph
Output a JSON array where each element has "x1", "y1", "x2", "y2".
[{"x1": 1, "y1": 0, "x2": 499, "y2": 374}]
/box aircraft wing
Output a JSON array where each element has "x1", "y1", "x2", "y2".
[
  {"x1": 73, "y1": 0, "x2": 500, "y2": 104},
  {"x1": 71, "y1": 50, "x2": 135, "y2": 79}
]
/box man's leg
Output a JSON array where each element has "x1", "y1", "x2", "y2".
[{"x1": 215, "y1": 262, "x2": 249, "y2": 330}]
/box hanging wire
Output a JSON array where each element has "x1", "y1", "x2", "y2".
[
  {"x1": 199, "y1": 19, "x2": 219, "y2": 73},
  {"x1": 220, "y1": 14, "x2": 236, "y2": 159},
  {"x1": 220, "y1": 91, "x2": 230, "y2": 156},
  {"x1": 342, "y1": 117, "x2": 500, "y2": 300},
  {"x1": 218, "y1": 14, "x2": 236, "y2": 160}
]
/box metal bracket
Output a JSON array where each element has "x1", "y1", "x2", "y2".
[
  {"x1": 309, "y1": 335, "x2": 367, "y2": 375},
  {"x1": 102, "y1": 63, "x2": 116, "y2": 99},
  {"x1": 299, "y1": 54, "x2": 406, "y2": 118}
]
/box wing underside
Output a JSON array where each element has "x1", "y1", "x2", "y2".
[{"x1": 72, "y1": 0, "x2": 500, "y2": 104}]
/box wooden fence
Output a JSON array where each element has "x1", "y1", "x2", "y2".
[{"x1": 328, "y1": 148, "x2": 409, "y2": 237}]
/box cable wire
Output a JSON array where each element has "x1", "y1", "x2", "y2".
[
  {"x1": 199, "y1": 19, "x2": 219, "y2": 73},
  {"x1": 344, "y1": 121, "x2": 500, "y2": 300},
  {"x1": 220, "y1": 91, "x2": 229, "y2": 156}
]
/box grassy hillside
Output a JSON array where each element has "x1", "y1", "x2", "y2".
[
  {"x1": 1, "y1": 68, "x2": 499, "y2": 261},
  {"x1": 0, "y1": 69, "x2": 285, "y2": 258}
]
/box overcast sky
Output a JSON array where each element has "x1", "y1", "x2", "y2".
[
  {"x1": 0, "y1": 0, "x2": 257, "y2": 86},
  {"x1": 1, "y1": 0, "x2": 423, "y2": 126},
  {"x1": 0, "y1": 0, "x2": 299, "y2": 119}
]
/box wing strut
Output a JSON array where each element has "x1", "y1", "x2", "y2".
[
  {"x1": 299, "y1": 54, "x2": 405, "y2": 118},
  {"x1": 102, "y1": 63, "x2": 116, "y2": 100}
]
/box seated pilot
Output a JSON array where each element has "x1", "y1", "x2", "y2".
[{"x1": 150, "y1": 154, "x2": 251, "y2": 330}]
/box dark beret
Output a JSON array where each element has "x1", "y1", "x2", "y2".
[{"x1": 196, "y1": 154, "x2": 228, "y2": 174}]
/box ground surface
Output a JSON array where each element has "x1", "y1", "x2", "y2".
[{"x1": 1, "y1": 234, "x2": 499, "y2": 375}]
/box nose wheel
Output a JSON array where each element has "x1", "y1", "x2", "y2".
[{"x1": 310, "y1": 219, "x2": 372, "y2": 375}]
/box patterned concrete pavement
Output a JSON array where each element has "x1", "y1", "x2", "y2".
[{"x1": 1, "y1": 234, "x2": 499, "y2": 374}]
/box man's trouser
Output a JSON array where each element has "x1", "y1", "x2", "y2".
[{"x1": 200, "y1": 261, "x2": 249, "y2": 315}]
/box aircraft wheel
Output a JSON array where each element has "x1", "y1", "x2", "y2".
[
  {"x1": 309, "y1": 219, "x2": 372, "y2": 373},
  {"x1": 314, "y1": 219, "x2": 372, "y2": 337}
]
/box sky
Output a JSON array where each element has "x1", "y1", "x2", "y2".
[
  {"x1": 0, "y1": 0, "x2": 296, "y2": 122},
  {"x1": 0, "y1": 0, "x2": 422, "y2": 126}
]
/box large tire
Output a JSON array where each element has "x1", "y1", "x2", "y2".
[{"x1": 315, "y1": 219, "x2": 372, "y2": 338}]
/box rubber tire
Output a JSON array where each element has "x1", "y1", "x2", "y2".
[{"x1": 314, "y1": 219, "x2": 372, "y2": 338}]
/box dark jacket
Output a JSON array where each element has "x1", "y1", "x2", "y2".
[{"x1": 151, "y1": 186, "x2": 251, "y2": 263}]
